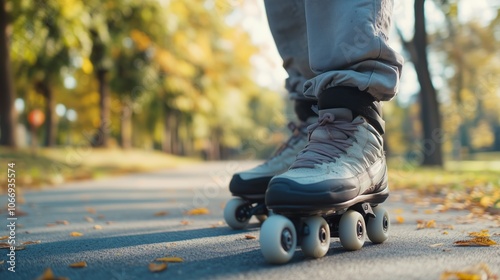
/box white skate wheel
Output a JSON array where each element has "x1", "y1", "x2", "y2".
[
  {"x1": 367, "y1": 206, "x2": 390, "y2": 244},
  {"x1": 260, "y1": 215, "x2": 297, "y2": 264},
  {"x1": 339, "y1": 210, "x2": 366, "y2": 251},
  {"x1": 224, "y1": 198, "x2": 250, "y2": 229},
  {"x1": 301, "y1": 216, "x2": 330, "y2": 258}
]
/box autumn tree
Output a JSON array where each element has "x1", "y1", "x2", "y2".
[{"x1": 0, "y1": 0, "x2": 17, "y2": 147}]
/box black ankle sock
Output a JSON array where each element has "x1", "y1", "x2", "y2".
[
  {"x1": 294, "y1": 100, "x2": 317, "y2": 122},
  {"x1": 318, "y1": 86, "x2": 385, "y2": 135}
]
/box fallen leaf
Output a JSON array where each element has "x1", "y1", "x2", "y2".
[
  {"x1": 56, "y1": 220, "x2": 69, "y2": 225},
  {"x1": 396, "y1": 216, "x2": 405, "y2": 224},
  {"x1": 70, "y1": 232, "x2": 84, "y2": 237},
  {"x1": 36, "y1": 267, "x2": 69, "y2": 280},
  {"x1": 454, "y1": 236, "x2": 497, "y2": 247},
  {"x1": 155, "y1": 257, "x2": 184, "y2": 263},
  {"x1": 46, "y1": 223, "x2": 57, "y2": 227},
  {"x1": 417, "y1": 219, "x2": 436, "y2": 229},
  {"x1": 154, "y1": 211, "x2": 169, "y2": 217},
  {"x1": 424, "y1": 209, "x2": 435, "y2": 214},
  {"x1": 15, "y1": 211, "x2": 28, "y2": 217},
  {"x1": 180, "y1": 220, "x2": 191, "y2": 225},
  {"x1": 0, "y1": 236, "x2": 8, "y2": 240},
  {"x1": 429, "y1": 243, "x2": 444, "y2": 248},
  {"x1": 22, "y1": 240, "x2": 41, "y2": 245},
  {"x1": 0, "y1": 243, "x2": 25, "y2": 250},
  {"x1": 93, "y1": 225, "x2": 103, "y2": 230},
  {"x1": 244, "y1": 235, "x2": 257, "y2": 240},
  {"x1": 185, "y1": 208, "x2": 210, "y2": 215},
  {"x1": 84, "y1": 217, "x2": 94, "y2": 223},
  {"x1": 69, "y1": 261, "x2": 87, "y2": 268},
  {"x1": 86, "y1": 207, "x2": 96, "y2": 214},
  {"x1": 148, "y1": 262, "x2": 167, "y2": 272},
  {"x1": 442, "y1": 231, "x2": 449, "y2": 235},
  {"x1": 469, "y1": 229, "x2": 490, "y2": 237},
  {"x1": 440, "y1": 263, "x2": 498, "y2": 280}
]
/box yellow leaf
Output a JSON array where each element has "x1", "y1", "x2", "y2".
[
  {"x1": 70, "y1": 232, "x2": 83, "y2": 237},
  {"x1": 93, "y1": 225, "x2": 103, "y2": 230},
  {"x1": 440, "y1": 263, "x2": 497, "y2": 280},
  {"x1": 148, "y1": 262, "x2": 167, "y2": 273},
  {"x1": 417, "y1": 219, "x2": 436, "y2": 229},
  {"x1": 396, "y1": 216, "x2": 405, "y2": 224},
  {"x1": 244, "y1": 235, "x2": 257, "y2": 240},
  {"x1": 468, "y1": 229, "x2": 490, "y2": 237},
  {"x1": 69, "y1": 261, "x2": 87, "y2": 268},
  {"x1": 454, "y1": 237, "x2": 497, "y2": 246},
  {"x1": 185, "y1": 208, "x2": 210, "y2": 215},
  {"x1": 155, "y1": 257, "x2": 184, "y2": 263},
  {"x1": 36, "y1": 267, "x2": 69, "y2": 280}
]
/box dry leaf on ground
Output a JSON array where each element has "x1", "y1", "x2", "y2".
[
  {"x1": 469, "y1": 229, "x2": 490, "y2": 237},
  {"x1": 70, "y1": 232, "x2": 83, "y2": 237},
  {"x1": 180, "y1": 220, "x2": 191, "y2": 225},
  {"x1": 149, "y1": 262, "x2": 167, "y2": 272},
  {"x1": 55, "y1": 220, "x2": 69, "y2": 225},
  {"x1": 84, "y1": 217, "x2": 94, "y2": 223},
  {"x1": 93, "y1": 225, "x2": 103, "y2": 230},
  {"x1": 36, "y1": 268, "x2": 69, "y2": 280},
  {"x1": 396, "y1": 216, "x2": 405, "y2": 224},
  {"x1": 0, "y1": 243, "x2": 25, "y2": 250},
  {"x1": 69, "y1": 261, "x2": 87, "y2": 268},
  {"x1": 185, "y1": 208, "x2": 210, "y2": 215},
  {"x1": 440, "y1": 263, "x2": 498, "y2": 280},
  {"x1": 454, "y1": 236, "x2": 497, "y2": 247},
  {"x1": 0, "y1": 236, "x2": 9, "y2": 240},
  {"x1": 155, "y1": 257, "x2": 184, "y2": 263},
  {"x1": 22, "y1": 240, "x2": 41, "y2": 245},
  {"x1": 417, "y1": 219, "x2": 436, "y2": 229},
  {"x1": 85, "y1": 207, "x2": 97, "y2": 214},
  {"x1": 244, "y1": 235, "x2": 257, "y2": 240}
]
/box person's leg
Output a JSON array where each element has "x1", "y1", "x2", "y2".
[
  {"x1": 228, "y1": 0, "x2": 315, "y2": 199},
  {"x1": 266, "y1": 0, "x2": 403, "y2": 210}
]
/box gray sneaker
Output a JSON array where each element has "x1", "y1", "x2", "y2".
[
  {"x1": 229, "y1": 118, "x2": 316, "y2": 199},
  {"x1": 266, "y1": 108, "x2": 389, "y2": 213}
]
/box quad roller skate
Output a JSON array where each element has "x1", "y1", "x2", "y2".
[
  {"x1": 259, "y1": 192, "x2": 390, "y2": 264},
  {"x1": 224, "y1": 120, "x2": 314, "y2": 229},
  {"x1": 259, "y1": 108, "x2": 390, "y2": 263}
]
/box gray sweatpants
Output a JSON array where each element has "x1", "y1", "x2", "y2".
[{"x1": 264, "y1": 0, "x2": 404, "y2": 102}]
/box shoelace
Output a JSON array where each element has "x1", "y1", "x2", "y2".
[
  {"x1": 290, "y1": 113, "x2": 363, "y2": 169},
  {"x1": 261, "y1": 122, "x2": 307, "y2": 166}
]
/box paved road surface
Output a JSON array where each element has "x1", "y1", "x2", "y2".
[{"x1": 1, "y1": 161, "x2": 499, "y2": 279}]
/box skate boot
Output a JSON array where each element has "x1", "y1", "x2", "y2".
[
  {"x1": 260, "y1": 108, "x2": 390, "y2": 263},
  {"x1": 224, "y1": 118, "x2": 315, "y2": 229}
]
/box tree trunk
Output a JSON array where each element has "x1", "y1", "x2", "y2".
[
  {"x1": 42, "y1": 80, "x2": 56, "y2": 147},
  {"x1": 0, "y1": 0, "x2": 17, "y2": 147},
  {"x1": 120, "y1": 100, "x2": 132, "y2": 149},
  {"x1": 413, "y1": 0, "x2": 443, "y2": 166},
  {"x1": 93, "y1": 69, "x2": 110, "y2": 147}
]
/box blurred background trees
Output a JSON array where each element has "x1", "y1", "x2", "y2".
[{"x1": 1, "y1": 0, "x2": 499, "y2": 165}]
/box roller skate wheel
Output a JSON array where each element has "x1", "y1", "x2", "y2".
[
  {"x1": 224, "y1": 198, "x2": 251, "y2": 229},
  {"x1": 301, "y1": 216, "x2": 330, "y2": 258},
  {"x1": 260, "y1": 215, "x2": 297, "y2": 264},
  {"x1": 367, "y1": 206, "x2": 390, "y2": 244},
  {"x1": 339, "y1": 210, "x2": 366, "y2": 251}
]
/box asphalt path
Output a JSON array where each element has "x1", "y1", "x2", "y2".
[{"x1": 1, "y1": 161, "x2": 499, "y2": 280}]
